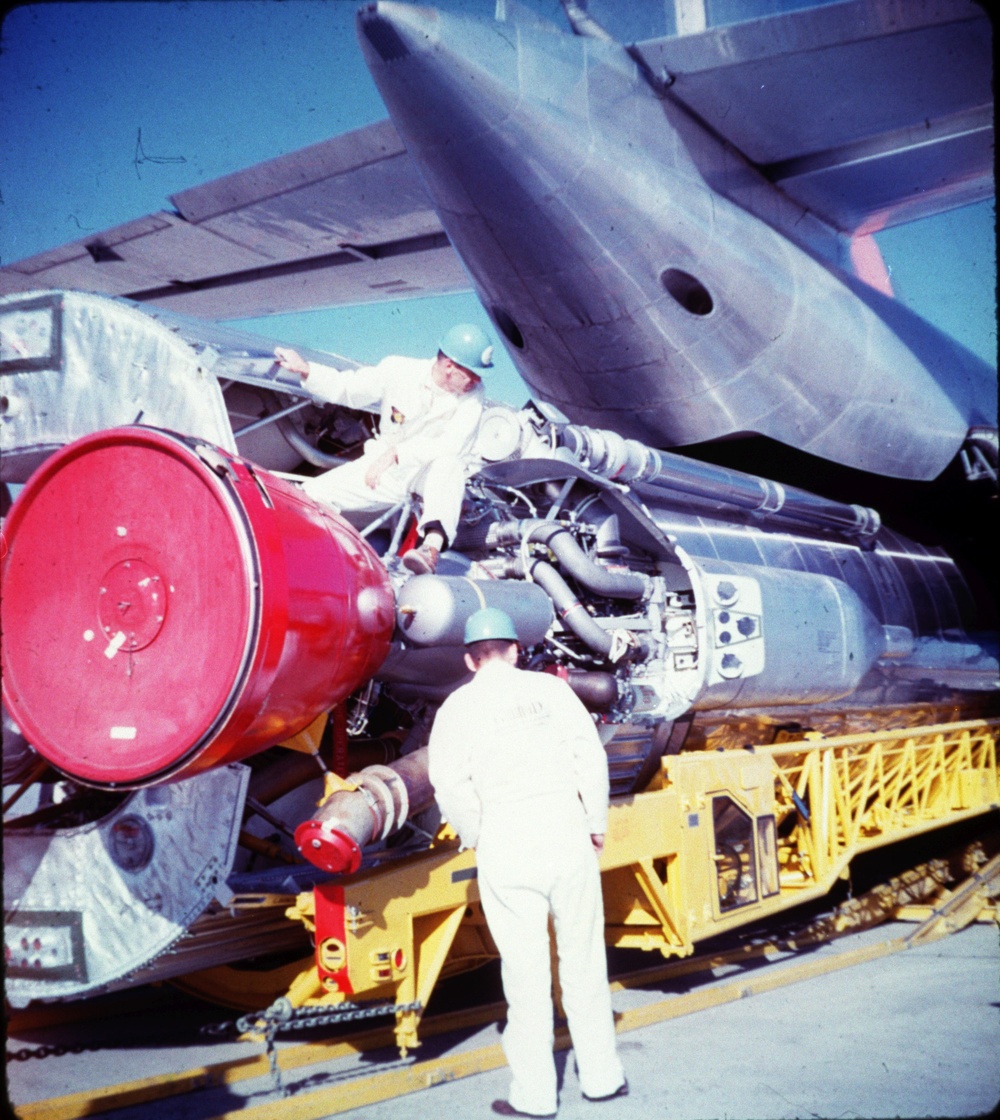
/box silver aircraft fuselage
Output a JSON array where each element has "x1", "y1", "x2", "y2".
[{"x1": 356, "y1": 2, "x2": 995, "y2": 482}]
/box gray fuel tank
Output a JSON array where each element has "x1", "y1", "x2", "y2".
[{"x1": 395, "y1": 574, "x2": 554, "y2": 648}]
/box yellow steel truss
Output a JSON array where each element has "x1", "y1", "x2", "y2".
[{"x1": 770, "y1": 720, "x2": 999, "y2": 886}]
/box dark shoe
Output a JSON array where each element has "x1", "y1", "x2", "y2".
[
  {"x1": 402, "y1": 544, "x2": 439, "y2": 575},
  {"x1": 491, "y1": 1101, "x2": 556, "y2": 1118},
  {"x1": 583, "y1": 1080, "x2": 629, "y2": 1102}
]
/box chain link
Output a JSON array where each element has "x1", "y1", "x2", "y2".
[
  {"x1": 206, "y1": 997, "x2": 424, "y2": 1097},
  {"x1": 7, "y1": 1043, "x2": 98, "y2": 1062},
  {"x1": 235, "y1": 998, "x2": 423, "y2": 1036},
  {"x1": 200, "y1": 997, "x2": 424, "y2": 1041}
]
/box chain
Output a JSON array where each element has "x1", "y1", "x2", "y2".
[
  {"x1": 7, "y1": 1043, "x2": 99, "y2": 1061},
  {"x1": 202, "y1": 997, "x2": 423, "y2": 1096},
  {"x1": 201, "y1": 1000, "x2": 421, "y2": 1041},
  {"x1": 208, "y1": 997, "x2": 422, "y2": 1040}
]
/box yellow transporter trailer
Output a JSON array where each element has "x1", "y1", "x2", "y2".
[{"x1": 284, "y1": 719, "x2": 999, "y2": 1053}]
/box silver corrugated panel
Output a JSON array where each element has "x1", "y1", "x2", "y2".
[
  {"x1": 3, "y1": 764, "x2": 248, "y2": 1006},
  {"x1": 114, "y1": 903, "x2": 310, "y2": 990},
  {"x1": 0, "y1": 290, "x2": 235, "y2": 482}
]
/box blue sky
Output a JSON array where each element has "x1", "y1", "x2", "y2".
[{"x1": 0, "y1": 0, "x2": 995, "y2": 409}]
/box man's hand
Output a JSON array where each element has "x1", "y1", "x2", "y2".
[
  {"x1": 364, "y1": 446, "x2": 398, "y2": 489},
  {"x1": 274, "y1": 347, "x2": 311, "y2": 380},
  {"x1": 591, "y1": 833, "x2": 605, "y2": 854}
]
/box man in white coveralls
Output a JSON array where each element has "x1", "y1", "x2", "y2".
[
  {"x1": 274, "y1": 323, "x2": 493, "y2": 575},
  {"x1": 427, "y1": 607, "x2": 627, "y2": 1118}
]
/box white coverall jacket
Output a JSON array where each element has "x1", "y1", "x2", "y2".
[
  {"x1": 302, "y1": 355, "x2": 484, "y2": 543},
  {"x1": 428, "y1": 660, "x2": 624, "y2": 1115}
]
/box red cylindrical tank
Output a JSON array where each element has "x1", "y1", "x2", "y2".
[{"x1": 0, "y1": 428, "x2": 396, "y2": 788}]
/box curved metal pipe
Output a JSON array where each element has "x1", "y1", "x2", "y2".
[
  {"x1": 565, "y1": 669, "x2": 619, "y2": 710},
  {"x1": 276, "y1": 413, "x2": 345, "y2": 471},
  {"x1": 483, "y1": 519, "x2": 650, "y2": 600},
  {"x1": 527, "y1": 560, "x2": 613, "y2": 657},
  {"x1": 518, "y1": 558, "x2": 651, "y2": 662}
]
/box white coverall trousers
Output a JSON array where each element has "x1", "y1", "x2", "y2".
[
  {"x1": 477, "y1": 795, "x2": 624, "y2": 1116},
  {"x1": 301, "y1": 450, "x2": 466, "y2": 544}
]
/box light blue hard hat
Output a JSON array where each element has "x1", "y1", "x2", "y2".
[
  {"x1": 438, "y1": 323, "x2": 494, "y2": 372},
  {"x1": 464, "y1": 607, "x2": 518, "y2": 645}
]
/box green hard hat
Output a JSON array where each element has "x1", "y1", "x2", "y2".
[
  {"x1": 464, "y1": 607, "x2": 518, "y2": 645},
  {"x1": 438, "y1": 323, "x2": 494, "y2": 371}
]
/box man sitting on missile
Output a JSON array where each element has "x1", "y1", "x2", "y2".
[{"x1": 274, "y1": 323, "x2": 493, "y2": 575}]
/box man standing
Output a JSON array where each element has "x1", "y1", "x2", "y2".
[
  {"x1": 274, "y1": 323, "x2": 492, "y2": 574},
  {"x1": 428, "y1": 608, "x2": 627, "y2": 1118}
]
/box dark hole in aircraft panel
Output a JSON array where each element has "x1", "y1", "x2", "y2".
[
  {"x1": 361, "y1": 15, "x2": 412, "y2": 62},
  {"x1": 86, "y1": 241, "x2": 125, "y2": 263},
  {"x1": 661, "y1": 268, "x2": 714, "y2": 316},
  {"x1": 491, "y1": 306, "x2": 525, "y2": 349}
]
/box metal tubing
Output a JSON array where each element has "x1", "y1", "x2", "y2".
[
  {"x1": 233, "y1": 399, "x2": 310, "y2": 438},
  {"x1": 565, "y1": 669, "x2": 619, "y2": 710},
  {"x1": 276, "y1": 413, "x2": 346, "y2": 470},
  {"x1": 525, "y1": 560, "x2": 614, "y2": 658},
  {"x1": 484, "y1": 519, "x2": 650, "y2": 600},
  {"x1": 558, "y1": 423, "x2": 881, "y2": 538},
  {"x1": 488, "y1": 551, "x2": 650, "y2": 662}
]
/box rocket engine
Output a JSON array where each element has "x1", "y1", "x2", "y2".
[{"x1": 291, "y1": 410, "x2": 998, "y2": 873}]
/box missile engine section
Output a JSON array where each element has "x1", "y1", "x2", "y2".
[
  {"x1": 2, "y1": 291, "x2": 997, "y2": 1014},
  {"x1": 288, "y1": 406, "x2": 998, "y2": 879}
]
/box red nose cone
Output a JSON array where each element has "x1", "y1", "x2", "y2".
[{"x1": 1, "y1": 428, "x2": 395, "y2": 787}]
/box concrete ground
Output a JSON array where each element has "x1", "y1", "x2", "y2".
[
  {"x1": 332, "y1": 920, "x2": 1000, "y2": 1120},
  {"x1": 6, "y1": 920, "x2": 999, "y2": 1120}
]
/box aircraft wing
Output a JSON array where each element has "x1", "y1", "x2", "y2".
[
  {"x1": 0, "y1": 120, "x2": 470, "y2": 320},
  {"x1": 631, "y1": 0, "x2": 993, "y2": 234}
]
